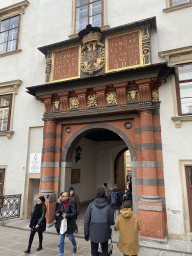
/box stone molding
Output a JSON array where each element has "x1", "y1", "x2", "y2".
[
  {"x1": 159, "y1": 46, "x2": 192, "y2": 66},
  {"x1": 0, "y1": 80, "x2": 22, "y2": 138},
  {"x1": 163, "y1": 1, "x2": 192, "y2": 13},
  {"x1": 0, "y1": 80, "x2": 22, "y2": 95},
  {"x1": 171, "y1": 115, "x2": 192, "y2": 128},
  {"x1": 0, "y1": 0, "x2": 29, "y2": 20}
]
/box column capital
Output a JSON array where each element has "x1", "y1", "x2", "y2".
[
  {"x1": 135, "y1": 78, "x2": 153, "y2": 101},
  {"x1": 75, "y1": 88, "x2": 87, "y2": 95},
  {"x1": 40, "y1": 95, "x2": 52, "y2": 113},
  {"x1": 113, "y1": 82, "x2": 128, "y2": 88},
  {"x1": 93, "y1": 85, "x2": 106, "y2": 92}
]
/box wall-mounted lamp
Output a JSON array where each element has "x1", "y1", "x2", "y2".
[{"x1": 75, "y1": 146, "x2": 82, "y2": 163}]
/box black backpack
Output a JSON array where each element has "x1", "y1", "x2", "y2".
[{"x1": 111, "y1": 191, "x2": 120, "y2": 205}]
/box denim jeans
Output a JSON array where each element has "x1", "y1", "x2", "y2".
[{"x1": 59, "y1": 233, "x2": 77, "y2": 255}]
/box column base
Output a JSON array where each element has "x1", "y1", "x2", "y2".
[
  {"x1": 138, "y1": 199, "x2": 166, "y2": 239},
  {"x1": 34, "y1": 193, "x2": 56, "y2": 224}
]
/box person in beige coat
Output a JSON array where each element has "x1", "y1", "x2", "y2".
[{"x1": 114, "y1": 200, "x2": 142, "y2": 256}]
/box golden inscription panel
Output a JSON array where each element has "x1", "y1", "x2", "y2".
[
  {"x1": 106, "y1": 30, "x2": 142, "y2": 72},
  {"x1": 52, "y1": 45, "x2": 80, "y2": 82}
]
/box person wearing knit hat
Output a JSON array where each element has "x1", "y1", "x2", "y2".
[
  {"x1": 69, "y1": 187, "x2": 80, "y2": 233},
  {"x1": 24, "y1": 196, "x2": 46, "y2": 254}
]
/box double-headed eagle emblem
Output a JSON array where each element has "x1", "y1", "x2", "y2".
[{"x1": 81, "y1": 31, "x2": 105, "y2": 74}]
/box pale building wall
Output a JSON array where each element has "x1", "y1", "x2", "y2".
[{"x1": 159, "y1": 78, "x2": 192, "y2": 237}]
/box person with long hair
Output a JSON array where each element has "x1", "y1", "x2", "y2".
[{"x1": 24, "y1": 196, "x2": 46, "y2": 254}]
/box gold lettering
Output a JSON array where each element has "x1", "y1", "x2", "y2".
[{"x1": 122, "y1": 62, "x2": 127, "y2": 67}]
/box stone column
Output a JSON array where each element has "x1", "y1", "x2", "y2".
[
  {"x1": 35, "y1": 118, "x2": 57, "y2": 223},
  {"x1": 136, "y1": 79, "x2": 165, "y2": 239},
  {"x1": 40, "y1": 120, "x2": 56, "y2": 195}
]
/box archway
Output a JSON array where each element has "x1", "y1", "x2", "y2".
[{"x1": 61, "y1": 123, "x2": 138, "y2": 213}]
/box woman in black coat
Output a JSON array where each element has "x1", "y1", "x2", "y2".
[
  {"x1": 24, "y1": 196, "x2": 46, "y2": 254},
  {"x1": 54, "y1": 193, "x2": 63, "y2": 235}
]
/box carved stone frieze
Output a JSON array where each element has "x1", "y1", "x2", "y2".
[
  {"x1": 142, "y1": 27, "x2": 150, "y2": 65},
  {"x1": 127, "y1": 90, "x2": 140, "y2": 102},
  {"x1": 69, "y1": 97, "x2": 79, "y2": 109},
  {"x1": 106, "y1": 92, "x2": 118, "y2": 105},
  {"x1": 81, "y1": 31, "x2": 105, "y2": 74},
  {"x1": 53, "y1": 101, "x2": 61, "y2": 112},
  {"x1": 87, "y1": 95, "x2": 98, "y2": 108},
  {"x1": 152, "y1": 89, "x2": 159, "y2": 102}
]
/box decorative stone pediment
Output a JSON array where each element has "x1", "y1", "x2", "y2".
[
  {"x1": 0, "y1": 0, "x2": 29, "y2": 20},
  {"x1": 0, "y1": 80, "x2": 22, "y2": 95},
  {"x1": 159, "y1": 46, "x2": 192, "y2": 66}
]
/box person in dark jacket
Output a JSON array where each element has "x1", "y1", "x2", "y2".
[
  {"x1": 123, "y1": 187, "x2": 132, "y2": 205},
  {"x1": 69, "y1": 186, "x2": 80, "y2": 233},
  {"x1": 108, "y1": 184, "x2": 122, "y2": 223},
  {"x1": 84, "y1": 188, "x2": 114, "y2": 256},
  {"x1": 56, "y1": 191, "x2": 77, "y2": 256},
  {"x1": 53, "y1": 192, "x2": 63, "y2": 235},
  {"x1": 24, "y1": 196, "x2": 46, "y2": 254}
]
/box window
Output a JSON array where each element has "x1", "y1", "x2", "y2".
[
  {"x1": 75, "y1": 0, "x2": 103, "y2": 33},
  {"x1": 0, "y1": 15, "x2": 20, "y2": 54},
  {"x1": 170, "y1": 0, "x2": 191, "y2": 6},
  {"x1": 0, "y1": 169, "x2": 5, "y2": 196},
  {"x1": 0, "y1": 80, "x2": 21, "y2": 137},
  {"x1": 176, "y1": 64, "x2": 192, "y2": 115},
  {"x1": 0, "y1": 94, "x2": 12, "y2": 131}
]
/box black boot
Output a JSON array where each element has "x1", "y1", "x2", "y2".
[
  {"x1": 37, "y1": 246, "x2": 42, "y2": 251},
  {"x1": 24, "y1": 248, "x2": 30, "y2": 253}
]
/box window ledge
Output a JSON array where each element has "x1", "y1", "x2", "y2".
[
  {"x1": 171, "y1": 115, "x2": 192, "y2": 128},
  {"x1": 0, "y1": 49, "x2": 22, "y2": 58},
  {"x1": 163, "y1": 2, "x2": 192, "y2": 13},
  {"x1": 0, "y1": 131, "x2": 14, "y2": 138}
]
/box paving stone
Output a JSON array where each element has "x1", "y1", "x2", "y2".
[
  {"x1": 161, "y1": 251, "x2": 186, "y2": 256},
  {"x1": 138, "y1": 247, "x2": 162, "y2": 255}
]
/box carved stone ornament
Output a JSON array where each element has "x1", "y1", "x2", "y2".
[
  {"x1": 81, "y1": 32, "x2": 105, "y2": 74},
  {"x1": 127, "y1": 90, "x2": 140, "y2": 102},
  {"x1": 53, "y1": 101, "x2": 61, "y2": 111},
  {"x1": 69, "y1": 97, "x2": 79, "y2": 109},
  {"x1": 106, "y1": 92, "x2": 118, "y2": 105},
  {"x1": 152, "y1": 89, "x2": 159, "y2": 102},
  {"x1": 46, "y1": 58, "x2": 52, "y2": 75},
  {"x1": 87, "y1": 95, "x2": 98, "y2": 108},
  {"x1": 142, "y1": 27, "x2": 151, "y2": 65}
]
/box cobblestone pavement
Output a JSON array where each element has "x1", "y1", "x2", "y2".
[{"x1": 0, "y1": 226, "x2": 192, "y2": 256}]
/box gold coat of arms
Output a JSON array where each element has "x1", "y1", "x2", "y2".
[{"x1": 81, "y1": 31, "x2": 105, "y2": 75}]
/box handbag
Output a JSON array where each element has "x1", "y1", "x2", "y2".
[{"x1": 60, "y1": 218, "x2": 67, "y2": 234}]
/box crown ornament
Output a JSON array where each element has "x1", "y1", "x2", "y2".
[{"x1": 82, "y1": 32, "x2": 102, "y2": 45}]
